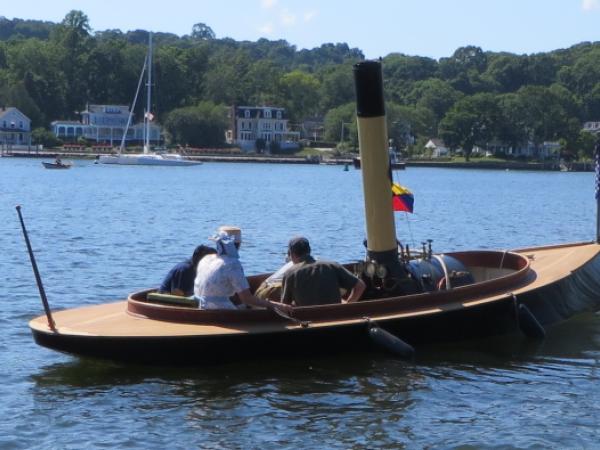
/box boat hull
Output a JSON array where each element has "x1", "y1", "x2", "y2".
[
  {"x1": 42, "y1": 162, "x2": 71, "y2": 169},
  {"x1": 97, "y1": 154, "x2": 202, "y2": 166},
  {"x1": 29, "y1": 243, "x2": 600, "y2": 365}
]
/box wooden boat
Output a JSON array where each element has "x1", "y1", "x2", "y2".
[
  {"x1": 24, "y1": 61, "x2": 600, "y2": 365},
  {"x1": 42, "y1": 161, "x2": 72, "y2": 169},
  {"x1": 28, "y1": 242, "x2": 600, "y2": 364}
]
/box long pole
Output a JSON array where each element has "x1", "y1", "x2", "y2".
[
  {"x1": 144, "y1": 32, "x2": 153, "y2": 154},
  {"x1": 596, "y1": 141, "x2": 600, "y2": 243},
  {"x1": 15, "y1": 206, "x2": 57, "y2": 332}
]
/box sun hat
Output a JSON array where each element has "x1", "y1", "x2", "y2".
[{"x1": 217, "y1": 225, "x2": 242, "y2": 244}]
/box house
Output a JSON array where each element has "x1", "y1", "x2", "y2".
[
  {"x1": 301, "y1": 117, "x2": 325, "y2": 143},
  {"x1": 583, "y1": 121, "x2": 600, "y2": 135},
  {"x1": 0, "y1": 107, "x2": 32, "y2": 148},
  {"x1": 500, "y1": 141, "x2": 560, "y2": 159},
  {"x1": 51, "y1": 104, "x2": 162, "y2": 147},
  {"x1": 226, "y1": 106, "x2": 300, "y2": 152},
  {"x1": 425, "y1": 139, "x2": 449, "y2": 158}
]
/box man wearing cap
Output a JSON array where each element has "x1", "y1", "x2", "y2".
[
  {"x1": 281, "y1": 236, "x2": 366, "y2": 306},
  {"x1": 194, "y1": 226, "x2": 292, "y2": 314}
]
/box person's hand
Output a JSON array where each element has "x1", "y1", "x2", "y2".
[{"x1": 273, "y1": 302, "x2": 294, "y2": 315}]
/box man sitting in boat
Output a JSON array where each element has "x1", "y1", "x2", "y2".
[
  {"x1": 254, "y1": 260, "x2": 294, "y2": 301},
  {"x1": 194, "y1": 226, "x2": 292, "y2": 313},
  {"x1": 281, "y1": 237, "x2": 366, "y2": 306},
  {"x1": 158, "y1": 245, "x2": 216, "y2": 297}
]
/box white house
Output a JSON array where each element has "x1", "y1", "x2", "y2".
[
  {"x1": 0, "y1": 107, "x2": 32, "y2": 148},
  {"x1": 583, "y1": 121, "x2": 600, "y2": 135},
  {"x1": 425, "y1": 138, "x2": 449, "y2": 158},
  {"x1": 227, "y1": 106, "x2": 300, "y2": 152},
  {"x1": 52, "y1": 104, "x2": 162, "y2": 146}
]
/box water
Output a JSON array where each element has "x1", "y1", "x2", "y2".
[{"x1": 1, "y1": 157, "x2": 599, "y2": 449}]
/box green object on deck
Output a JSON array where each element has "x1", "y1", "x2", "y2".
[{"x1": 146, "y1": 293, "x2": 199, "y2": 308}]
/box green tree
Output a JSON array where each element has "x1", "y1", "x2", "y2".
[
  {"x1": 318, "y1": 63, "x2": 355, "y2": 112},
  {"x1": 277, "y1": 70, "x2": 320, "y2": 121},
  {"x1": 408, "y1": 78, "x2": 463, "y2": 121},
  {"x1": 164, "y1": 101, "x2": 227, "y2": 147},
  {"x1": 323, "y1": 102, "x2": 355, "y2": 144},
  {"x1": 439, "y1": 93, "x2": 499, "y2": 160},
  {"x1": 191, "y1": 23, "x2": 215, "y2": 40},
  {"x1": 32, "y1": 127, "x2": 62, "y2": 147}
]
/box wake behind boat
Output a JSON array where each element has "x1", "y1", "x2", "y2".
[{"x1": 22, "y1": 61, "x2": 600, "y2": 365}]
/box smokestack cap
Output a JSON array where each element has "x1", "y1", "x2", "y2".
[{"x1": 353, "y1": 60, "x2": 385, "y2": 118}]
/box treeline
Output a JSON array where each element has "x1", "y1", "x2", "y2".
[{"x1": 1, "y1": 11, "x2": 600, "y2": 158}]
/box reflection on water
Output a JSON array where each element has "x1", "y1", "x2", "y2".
[
  {"x1": 2, "y1": 159, "x2": 600, "y2": 448},
  {"x1": 24, "y1": 313, "x2": 600, "y2": 448}
]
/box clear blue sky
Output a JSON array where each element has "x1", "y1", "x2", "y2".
[{"x1": 3, "y1": 0, "x2": 600, "y2": 59}]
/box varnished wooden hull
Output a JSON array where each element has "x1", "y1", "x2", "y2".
[{"x1": 30, "y1": 242, "x2": 600, "y2": 365}]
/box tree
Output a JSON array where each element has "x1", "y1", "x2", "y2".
[
  {"x1": 408, "y1": 78, "x2": 463, "y2": 121},
  {"x1": 163, "y1": 101, "x2": 227, "y2": 147},
  {"x1": 191, "y1": 23, "x2": 215, "y2": 40},
  {"x1": 438, "y1": 93, "x2": 499, "y2": 160},
  {"x1": 323, "y1": 102, "x2": 355, "y2": 143},
  {"x1": 277, "y1": 70, "x2": 320, "y2": 121},
  {"x1": 318, "y1": 63, "x2": 356, "y2": 112},
  {"x1": 32, "y1": 127, "x2": 62, "y2": 147}
]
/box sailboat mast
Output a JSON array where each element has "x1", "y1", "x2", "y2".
[{"x1": 144, "y1": 32, "x2": 153, "y2": 154}]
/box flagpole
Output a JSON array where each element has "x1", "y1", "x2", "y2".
[{"x1": 595, "y1": 140, "x2": 600, "y2": 243}]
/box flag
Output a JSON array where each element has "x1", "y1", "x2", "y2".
[
  {"x1": 392, "y1": 182, "x2": 414, "y2": 213},
  {"x1": 145, "y1": 111, "x2": 155, "y2": 121}
]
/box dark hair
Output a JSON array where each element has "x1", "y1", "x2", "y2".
[
  {"x1": 288, "y1": 236, "x2": 311, "y2": 258},
  {"x1": 192, "y1": 245, "x2": 217, "y2": 265}
]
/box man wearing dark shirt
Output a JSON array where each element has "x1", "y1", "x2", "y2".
[
  {"x1": 159, "y1": 245, "x2": 216, "y2": 296},
  {"x1": 281, "y1": 237, "x2": 366, "y2": 306}
]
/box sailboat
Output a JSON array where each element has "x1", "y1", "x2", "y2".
[
  {"x1": 22, "y1": 61, "x2": 600, "y2": 365},
  {"x1": 97, "y1": 33, "x2": 202, "y2": 167}
]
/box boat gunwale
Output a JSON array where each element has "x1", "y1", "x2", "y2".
[{"x1": 126, "y1": 250, "x2": 531, "y2": 325}]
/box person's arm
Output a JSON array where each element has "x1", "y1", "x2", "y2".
[
  {"x1": 237, "y1": 289, "x2": 294, "y2": 314},
  {"x1": 342, "y1": 279, "x2": 366, "y2": 303}
]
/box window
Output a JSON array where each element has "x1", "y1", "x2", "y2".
[
  {"x1": 276, "y1": 111, "x2": 282, "y2": 119},
  {"x1": 244, "y1": 110, "x2": 250, "y2": 118},
  {"x1": 265, "y1": 110, "x2": 272, "y2": 119}
]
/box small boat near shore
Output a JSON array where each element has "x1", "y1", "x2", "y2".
[
  {"x1": 42, "y1": 161, "x2": 72, "y2": 169},
  {"x1": 23, "y1": 61, "x2": 600, "y2": 365}
]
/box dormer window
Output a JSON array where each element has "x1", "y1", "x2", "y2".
[
  {"x1": 276, "y1": 111, "x2": 282, "y2": 119},
  {"x1": 244, "y1": 110, "x2": 250, "y2": 118},
  {"x1": 265, "y1": 110, "x2": 272, "y2": 119}
]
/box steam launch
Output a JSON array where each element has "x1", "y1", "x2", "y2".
[{"x1": 23, "y1": 61, "x2": 600, "y2": 365}]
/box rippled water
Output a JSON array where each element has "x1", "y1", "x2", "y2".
[{"x1": 1, "y1": 157, "x2": 599, "y2": 449}]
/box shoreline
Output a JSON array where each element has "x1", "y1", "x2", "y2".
[{"x1": 1, "y1": 149, "x2": 593, "y2": 172}]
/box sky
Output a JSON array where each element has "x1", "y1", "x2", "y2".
[{"x1": 2, "y1": 0, "x2": 600, "y2": 59}]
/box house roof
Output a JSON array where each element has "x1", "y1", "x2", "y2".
[
  {"x1": 0, "y1": 107, "x2": 31, "y2": 122},
  {"x1": 235, "y1": 106, "x2": 287, "y2": 119}
]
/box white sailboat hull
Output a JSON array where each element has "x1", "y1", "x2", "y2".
[{"x1": 97, "y1": 154, "x2": 202, "y2": 166}]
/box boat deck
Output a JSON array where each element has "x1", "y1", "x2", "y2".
[{"x1": 29, "y1": 242, "x2": 600, "y2": 338}]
